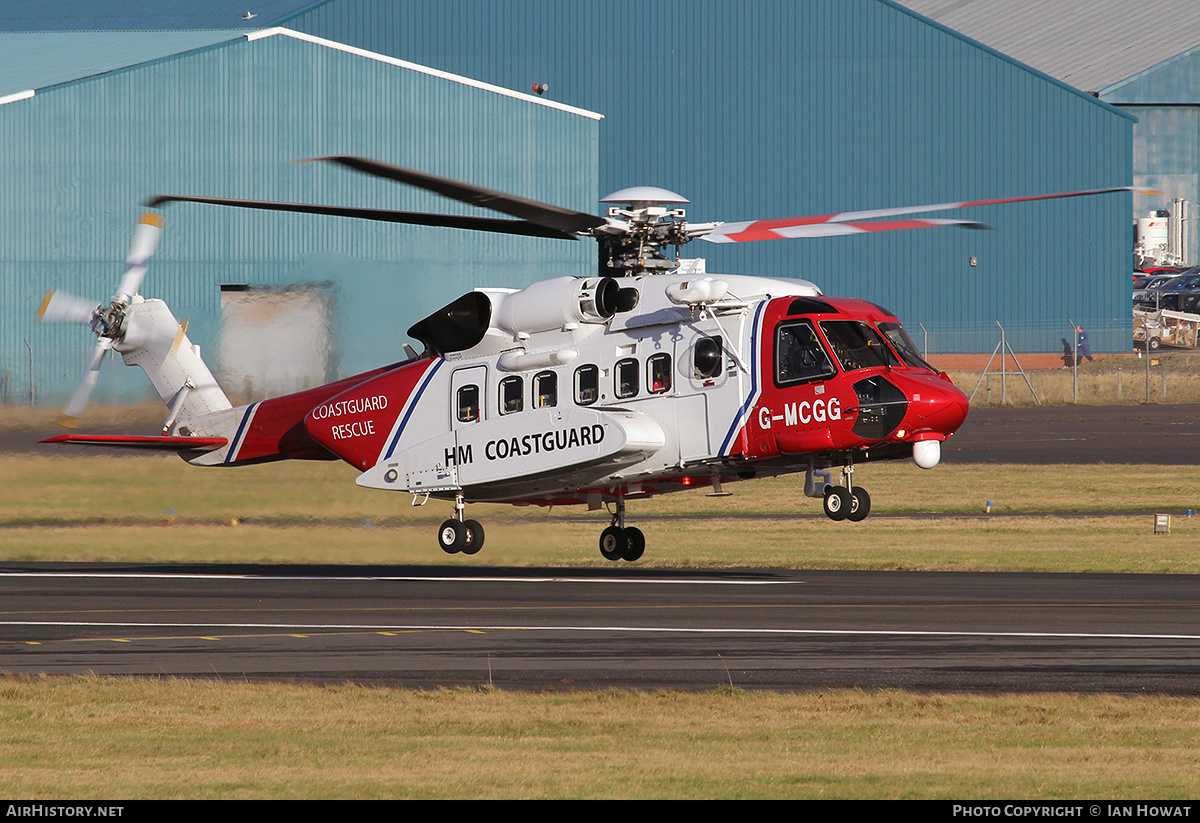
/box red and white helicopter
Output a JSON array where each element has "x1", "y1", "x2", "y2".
[{"x1": 37, "y1": 157, "x2": 1139, "y2": 560}]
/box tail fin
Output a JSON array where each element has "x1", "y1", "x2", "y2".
[
  {"x1": 113, "y1": 296, "x2": 232, "y2": 427},
  {"x1": 54, "y1": 293, "x2": 410, "y2": 467}
]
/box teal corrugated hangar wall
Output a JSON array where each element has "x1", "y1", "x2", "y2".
[
  {"x1": 0, "y1": 29, "x2": 599, "y2": 404},
  {"x1": 280, "y1": 0, "x2": 1135, "y2": 354},
  {"x1": 1098, "y1": 45, "x2": 1200, "y2": 265}
]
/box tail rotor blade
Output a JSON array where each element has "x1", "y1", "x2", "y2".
[
  {"x1": 36, "y1": 289, "x2": 100, "y2": 325},
  {"x1": 114, "y1": 212, "x2": 163, "y2": 303},
  {"x1": 169, "y1": 319, "x2": 189, "y2": 357},
  {"x1": 60, "y1": 340, "x2": 112, "y2": 425}
]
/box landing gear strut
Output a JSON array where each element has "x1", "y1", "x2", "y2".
[
  {"x1": 599, "y1": 498, "x2": 645, "y2": 562},
  {"x1": 437, "y1": 493, "x2": 484, "y2": 555}
]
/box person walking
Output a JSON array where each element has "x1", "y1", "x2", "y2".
[{"x1": 1076, "y1": 325, "x2": 1094, "y2": 364}]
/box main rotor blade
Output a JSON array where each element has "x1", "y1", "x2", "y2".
[
  {"x1": 144, "y1": 194, "x2": 578, "y2": 240},
  {"x1": 704, "y1": 218, "x2": 989, "y2": 243},
  {"x1": 701, "y1": 185, "x2": 1154, "y2": 244},
  {"x1": 303, "y1": 155, "x2": 608, "y2": 235}
]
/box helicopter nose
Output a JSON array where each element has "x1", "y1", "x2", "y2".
[{"x1": 897, "y1": 373, "x2": 970, "y2": 438}]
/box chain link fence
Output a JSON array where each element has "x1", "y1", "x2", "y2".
[{"x1": 1, "y1": 318, "x2": 1168, "y2": 410}]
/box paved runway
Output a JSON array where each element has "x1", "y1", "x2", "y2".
[
  {"x1": 2, "y1": 563, "x2": 1198, "y2": 693},
  {"x1": 944, "y1": 403, "x2": 1200, "y2": 464}
]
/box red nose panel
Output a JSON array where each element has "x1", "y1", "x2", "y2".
[{"x1": 893, "y1": 372, "x2": 970, "y2": 438}]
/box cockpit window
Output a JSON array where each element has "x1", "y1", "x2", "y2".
[
  {"x1": 877, "y1": 321, "x2": 936, "y2": 371},
  {"x1": 776, "y1": 320, "x2": 836, "y2": 385},
  {"x1": 819, "y1": 320, "x2": 901, "y2": 372}
]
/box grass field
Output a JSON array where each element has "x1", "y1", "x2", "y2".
[
  {"x1": 3, "y1": 420, "x2": 1200, "y2": 798},
  {"x1": 3, "y1": 452, "x2": 1200, "y2": 572},
  {"x1": 3, "y1": 678, "x2": 1199, "y2": 799}
]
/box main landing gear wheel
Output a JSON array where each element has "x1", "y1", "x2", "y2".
[
  {"x1": 600, "y1": 526, "x2": 627, "y2": 561},
  {"x1": 623, "y1": 526, "x2": 645, "y2": 562},
  {"x1": 847, "y1": 488, "x2": 871, "y2": 522},
  {"x1": 438, "y1": 519, "x2": 486, "y2": 555},
  {"x1": 438, "y1": 519, "x2": 466, "y2": 553},
  {"x1": 823, "y1": 487, "x2": 851, "y2": 521},
  {"x1": 461, "y1": 519, "x2": 484, "y2": 555},
  {"x1": 599, "y1": 525, "x2": 645, "y2": 562}
]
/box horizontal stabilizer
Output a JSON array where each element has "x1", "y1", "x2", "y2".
[{"x1": 40, "y1": 434, "x2": 228, "y2": 451}]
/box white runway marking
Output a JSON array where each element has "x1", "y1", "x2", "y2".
[
  {"x1": 0, "y1": 571, "x2": 789, "y2": 585},
  {"x1": 4, "y1": 620, "x2": 1200, "y2": 642}
]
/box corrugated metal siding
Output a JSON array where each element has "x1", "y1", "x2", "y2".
[
  {"x1": 1100, "y1": 48, "x2": 1200, "y2": 266},
  {"x1": 1126, "y1": 105, "x2": 1200, "y2": 263},
  {"x1": 0, "y1": 32, "x2": 596, "y2": 404},
  {"x1": 282, "y1": 0, "x2": 1132, "y2": 351}
]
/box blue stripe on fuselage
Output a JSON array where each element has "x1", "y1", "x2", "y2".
[
  {"x1": 384, "y1": 359, "x2": 443, "y2": 459},
  {"x1": 224, "y1": 402, "x2": 259, "y2": 464},
  {"x1": 718, "y1": 300, "x2": 766, "y2": 456}
]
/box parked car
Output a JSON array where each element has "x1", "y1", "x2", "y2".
[
  {"x1": 1133, "y1": 273, "x2": 1178, "y2": 292},
  {"x1": 1133, "y1": 268, "x2": 1200, "y2": 304},
  {"x1": 1134, "y1": 266, "x2": 1180, "y2": 283}
]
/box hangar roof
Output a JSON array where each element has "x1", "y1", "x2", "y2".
[
  {"x1": 0, "y1": 30, "x2": 250, "y2": 98},
  {"x1": 898, "y1": 0, "x2": 1200, "y2": 93},
  {"x1": 0, "y1": 26, "x2": 601, "y2": 119},
  {"x1": 0, "y1": 0, "x2": 323, "y2": 31}
]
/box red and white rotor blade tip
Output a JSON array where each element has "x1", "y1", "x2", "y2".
[
  {"x1": 36, "y1": 289, "x2": 99, "y2": 324},
  {"x1": 704, "y1": 218, "x2": 985, "y2": 243},
  {"x1": 701, "y1": 185, "x2": 1152, "y2": 244},
  {"x1": 60, "y1": 339, "x2": 112, "y2": 425},
  {"x1": 114, "y1": 212, "x2": 164, "y2": 303}
]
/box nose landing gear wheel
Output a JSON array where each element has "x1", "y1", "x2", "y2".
[
  {"x1": 847, "y1": 488, "x2": 871, "y2": 522},
  {"x1": 823, "y1": 487, "x2": 851, "y2": 521}
]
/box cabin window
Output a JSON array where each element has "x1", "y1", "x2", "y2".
[
  {"x1": 615, "y1": 358, "x2": 639, "y2": 399},
  {"x1": 693, "y1": 336, "x2": 723, "y2": 379},
  {"x1": 499, "y1": 376, "x2": 524, "y2": 414},
  {"x1": 648, "y1": 353, "x2": 671, "y2": 393},
  {"x1": 775, "y1": 320, "x2": 836, "y2": 386},
  {"x1": 575, "y1": 365, "x2": 599, "y2": 405},
  {"x1": 534, "y1": 371, "x2": 558, "y2": 408},
  {"x1": 456, "y1": 384, "x2": 480, "y2": 423},
  {"x1": 819, "y1": 320, "x2": 900, "y2": 372}
]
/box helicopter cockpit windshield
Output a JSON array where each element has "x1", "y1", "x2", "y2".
[
  {"x1": 819, "y1": 320, "x2": 901, "y2": 372},
  {"x1": 876, "y1": 321, "x2": 936, "y2": 371}
]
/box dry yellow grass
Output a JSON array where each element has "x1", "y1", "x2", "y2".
[
  {"x1": 3, "y1": 515, "x2": 1196, "y2": 572},
  {"x1": 949, "y1": 354, "x2": 1200, "y2": 407},
  {"x1": 2, "y1": 677, "x2": 1199, "y2": 799},
  {"x1": 4, "y1": 454, "x2": 1200, "y2": 570}
]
